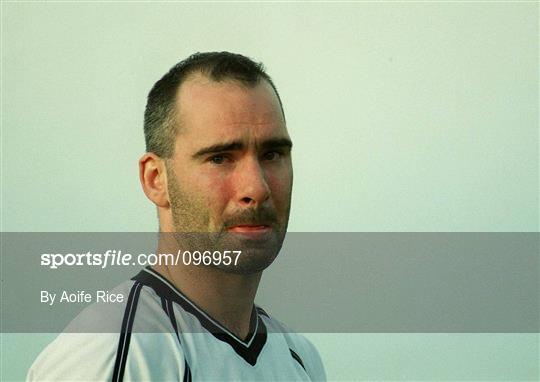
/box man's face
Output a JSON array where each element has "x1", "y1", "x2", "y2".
[{"x1": 165, "y1": 74, "x2": 293, "y2": 274}]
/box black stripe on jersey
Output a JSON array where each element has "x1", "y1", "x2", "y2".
[
  {"x1": 161, "y1": 296, "x2": 193, "y2": 381},
  {"x1": 183, "y1": 359, "x2": 192, "y2": 382},
  {"x1": 166, "y1": 299, "x2": 180, "y2": 339},
  {"x1": 112, "y1": 282, "x2": 142, "y2": 382},
  {"x1": 161, "y1": 296, "x2": 182, "y2": 343},
  {"x1": 256, "y1": 306, "x2": 269, "y2": 318},
  {"x1": 132, "y1": 267, "x2": 267, "y2": 366},
  {"x1": 289, "y1": 348, "x2": 306, "y2": 371},
  {"x1": 160, "y1": 296, "x2": 167, "y2": 313},
  {"x1": 160, "y1": 297, "x2": 179, "y2": 341}
]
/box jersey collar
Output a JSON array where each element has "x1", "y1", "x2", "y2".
[{"x1": 132, "y1": 267, "x2": 267, "y2": 366}]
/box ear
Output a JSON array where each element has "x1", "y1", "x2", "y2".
[{"x1": 139, "y1": 153, "x2": 170, "y2": 208}]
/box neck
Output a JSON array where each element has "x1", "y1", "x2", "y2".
[{"x1": 152, "y1": 241, "x2": 261, "y2": 340}]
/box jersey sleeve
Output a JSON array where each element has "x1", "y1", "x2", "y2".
[
  {"x1": 27, "y1": 332, "x2": 187, "y2": 381},
  {"x1": 261, "y1": 309, "x2": 327, "y2": 382},
  {"x1": 27, "y1": 282, "x2": 187, "y2": 381},
  {"x1": 27, "y1": 333, "x2": 118, "y2": 381},
  {"x1": 291, "y1": 334, "x2": 327, "y2": 381}
]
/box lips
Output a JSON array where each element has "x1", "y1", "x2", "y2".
[
  {"x1": 227, "y1": 225, "x2": 272, "y2": 233},
  {"x1": 226, "y1": 224, "x2": 274, "y2": 241}
]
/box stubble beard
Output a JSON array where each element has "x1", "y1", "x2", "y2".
[{"x1": 166, "y1": 167, "x2": 290, "y2": 275}]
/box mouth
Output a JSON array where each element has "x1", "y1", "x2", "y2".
[{"x1": 226, "y1": 224, "x2": 273, "y2": 238}]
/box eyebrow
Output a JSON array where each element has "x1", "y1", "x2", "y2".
[
  {"x1": 260, "y1": 138, "x2": 293, "y2": 151},
  {"x1": 192, "y1": 138, "x2": 293, "y2": 160}
]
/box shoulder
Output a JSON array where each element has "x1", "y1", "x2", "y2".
[
  {"x1": 58, "y1": 280, "x2": 172, "y2": 333},
  {"x1": 27, "y1": 279, "x2": 186, "y2": 381},
  {"x1": 27, "y1": 332, "x2": 187, "y2": 381},
  {"x1": 27, "y1": 332, "x2": 118, "y2": 381},
  {"x1": 257, "y1": 306, "x2": 327, "y2": 381},
  {"x1": 284, "y1": 332, "x2": 326, "y2": 381}
]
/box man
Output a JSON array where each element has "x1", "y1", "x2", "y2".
[{"x1": 28, "y1": 52, "x2": 325, "y2": 381}]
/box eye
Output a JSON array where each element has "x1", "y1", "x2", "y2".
[
  {"x1": 210, "y1": 155, "x2": 227, "y2": 164},
  {"x1": 263, "y1": 151, "x2": 281, "y2": 161}
]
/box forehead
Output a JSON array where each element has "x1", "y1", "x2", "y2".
[{"x1": 174, "y1": 73, "x2": 287, "y2": 148}]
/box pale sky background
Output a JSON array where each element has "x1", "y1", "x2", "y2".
[{"x1": 1, "y1": 2, "x2": 538, "y2": 381}]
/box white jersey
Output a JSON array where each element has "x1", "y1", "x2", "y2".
[{"x1": 28, "y1": 267, "x2": 326, "y2": 381}]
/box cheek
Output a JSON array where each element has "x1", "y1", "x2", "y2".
[
  {"x1": 267, "y1": 172, "x2": 293, "y2": 204},
  {"x1": 199, "y1": 172, "x2": 233, "y2": 208}
]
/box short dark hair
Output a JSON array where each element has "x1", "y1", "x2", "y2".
[{"x1": 144, "y1": 52, "x2": 284, "y2": 158}]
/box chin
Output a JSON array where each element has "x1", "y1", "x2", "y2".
[{"x1": 214, "y1": 248, "x2": 280, "y2": 275}]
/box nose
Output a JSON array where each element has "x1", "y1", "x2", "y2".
[{"x1": 234, "y1": 157, "x2": 271, "y2": 207}]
